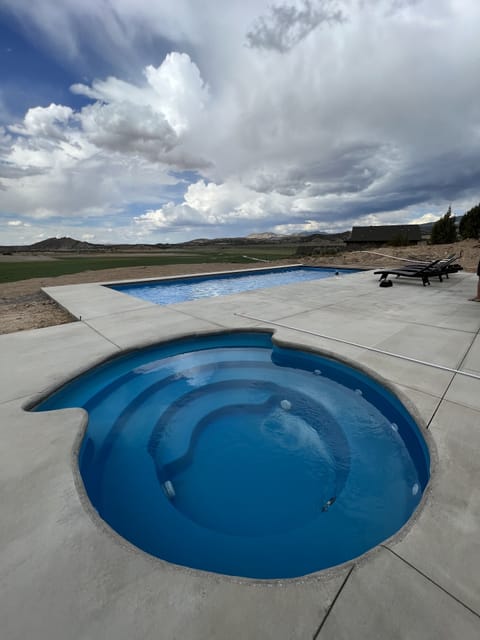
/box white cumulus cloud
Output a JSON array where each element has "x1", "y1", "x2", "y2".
[
  {"x1": 9, "y1": 104, "x2": 74, "y2": 139},
  {"x1": 0, "y1": 52, "x2": 211, "y2": 227}
]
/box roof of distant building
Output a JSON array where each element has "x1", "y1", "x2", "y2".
[{"x1": 348, "y1": 224, "x2": 421, "y2": 243}]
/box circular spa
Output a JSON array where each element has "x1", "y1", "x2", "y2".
[{"x1": 35, "y1": 332, "x2": 430, "y2": 579}]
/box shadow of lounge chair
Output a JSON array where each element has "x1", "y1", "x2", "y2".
[{"x1": 374, "y1": 258, "x2": 448, "y2": 286}]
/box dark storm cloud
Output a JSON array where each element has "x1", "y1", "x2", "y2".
[
  {"x1": 388, "y1": 0, "x2": 423, "y2": 12},
  {"x1": 291, "y1": 147, "x2": 480, "y2": 226},
  {"x1": 247, "y1": 142, "x2": 389, "y2": 197},
  {"x1": 376, "y1": 149, "x2": 480, "y2": 208},
  {"x1": 246, "y1": 0, "x2": 346, "y2": 53},
  {"x1": 0, "y1": 161, "x2": 47, "y2": 179}
]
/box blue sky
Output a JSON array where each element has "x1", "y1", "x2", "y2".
[{"x1": 1, "y1": 0, "x2": 479, "y2": 245}]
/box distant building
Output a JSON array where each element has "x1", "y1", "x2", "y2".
[{"x1": 346, "y1": 224, "x2": 421, "y2": 246}]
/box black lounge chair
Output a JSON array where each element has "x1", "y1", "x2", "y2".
[
  {"x1": 400, "y1": 254, "x2": 463, "y2": 278},
  {"x1": 374, "y1": 254, "x2": 462, "y2": 286},
  {"x1": 374, "y1": 258, "x2": 442, "y2": 286}
]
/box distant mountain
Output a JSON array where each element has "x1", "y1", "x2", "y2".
[
  {"x1": 28, "y1": 237, "x2": 99, "y2": 251},
  {"x1": 179, "y1": 230, "x2": 350, "y2": 247},
  {"x1": 297, "y1": 231, "x2": 350, "y2": 242},
  {"x1": 246, "y1": 232, "x2": 284, "y2": 240},
  {"x1": 2, "y1": 219, "x2": 464, "y2": 254},
  {"x1": 0, "y1": 236, "x2": 167, "y2": 253},
  {"x1": 1, "y1": 230, "x2": 350, "y2": 253}
]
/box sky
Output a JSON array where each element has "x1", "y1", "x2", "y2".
[{"x1": 0, "y1": 0, "x2": 479, "y2": 245}]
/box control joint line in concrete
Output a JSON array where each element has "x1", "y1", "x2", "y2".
[
  {"x1": 82, "y1": 319, "x2": 123, "y2": 351},
  {"x1": 312, "y1": 566, "x2": 354, "y2": 640},
  {"x1": 235, "y1": 313, "x2": 480, "y2": 381},
  {"x1": 427, "y1": 324, "x2": 480, "y2": 429},
  {"x1": 381, "y1": 546, "x2": 480, "y2": 619}
]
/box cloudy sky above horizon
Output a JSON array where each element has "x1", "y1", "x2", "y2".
[{"x1": 1, "y1": 0, "x2": 479, "y2": 245}]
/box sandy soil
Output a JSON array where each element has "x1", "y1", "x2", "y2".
[{"x1": 1, "y1": 240, "x2": 478, "y2": 335}]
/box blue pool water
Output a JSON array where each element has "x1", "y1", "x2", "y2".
[
  {"x1": 34, "y1": 332, "x2": 429, "y2": 579},
  {"x1": 108, "y1": 266, "x2": 359, "y2": 305}
]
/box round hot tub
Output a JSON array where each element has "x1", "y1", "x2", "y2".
[{"x1": 35, "y1": 332, "x2": 430, "y2": 579}]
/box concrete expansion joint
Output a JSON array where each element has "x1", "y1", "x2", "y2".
[
  {"x1": 77, "y1": 303, "x2": 155, "y2": 321},
  {"x1": 401, "y1": 318, "x2": 477, "y2": 335},
  {"x1": 312, "y1": 566, "x2": 355, "y2": 639},
  {"x1": 427, "y1": 324, "x2": 480, "y2": 428},
  {"x1": 234, "y1": 313, "x2": 480, "y2": 381},
  {"x1": 381, "y1": 546, "x2": 480, "y2": 620},
  {"x1": 81, "y1": 319, "x2": 123, "y2": 351},
  {"x1": 167, "y1": 307, "x2": 229, "y2": 328}
]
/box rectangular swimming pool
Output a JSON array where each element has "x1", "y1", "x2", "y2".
[{"x1": 108, "y1": 265, "x2": 360, "y2": 305}]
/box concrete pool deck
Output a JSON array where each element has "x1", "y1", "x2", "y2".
[{"x1": 1, "y1": 267, "x2": 479, "y2": 639}]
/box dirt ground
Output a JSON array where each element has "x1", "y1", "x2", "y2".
[{"x1": 1, "y1": 240, "x2": 478, "y2": 335}]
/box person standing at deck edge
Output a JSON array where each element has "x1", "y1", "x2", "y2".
[{"x1": 469, "y1": 259, "x2": 480, "y2": 301}]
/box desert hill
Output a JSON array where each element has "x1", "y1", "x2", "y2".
[{"x1": 1, "y1": 231, "x2": 350, "y2": 253}]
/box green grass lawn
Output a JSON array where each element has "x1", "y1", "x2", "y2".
[{"x1": 0, "y1": 246, "x2": 298, "y2": 284}]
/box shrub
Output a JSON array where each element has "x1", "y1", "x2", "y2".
[
  {"x1": 459, "y1": 202, "x2": 480, "y2": 239},
  {"x1": 430, "y1": 206, "x2": 457, "y2": 244}
]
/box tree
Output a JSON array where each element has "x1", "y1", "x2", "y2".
[
  {"x1": 459, "y1": 202, "x2": 480, "y2": 239},
  {"x1": 430, "y1": 206, "x2": 457, "y2": 244}
]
